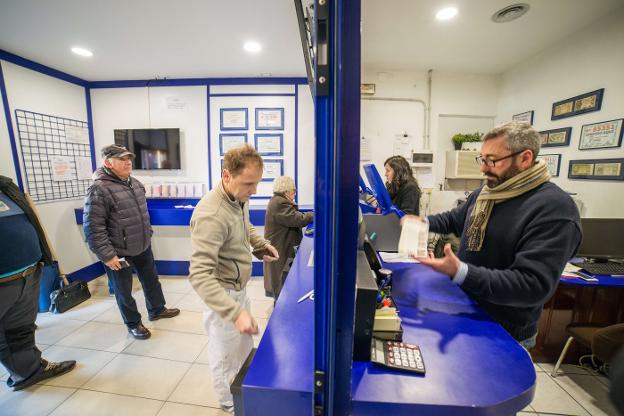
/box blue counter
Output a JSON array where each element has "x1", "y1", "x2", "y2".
[
  {"x1": 242, "y1": 237, "x2": 535, "y2": 415},
  {"x1": 74, "y1": 198, "x2": 313, "y2": 227}
]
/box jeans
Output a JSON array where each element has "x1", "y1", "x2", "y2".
[
  {"x1": 0, "y1": 264, "x2": 43, "y2": 387},
  {"x1": 105, "y1": 246, "x2": 166, "y2": 328},
  {"x1": 203, "y1": 287, "x2": 253, "y2": 407}
]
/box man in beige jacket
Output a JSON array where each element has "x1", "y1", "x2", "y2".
[{"x1": 189, "y1": 145, "x2": 278, "y2": 413}]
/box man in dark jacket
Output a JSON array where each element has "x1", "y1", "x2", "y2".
[
  {"x1": 83, "y1": 145, "x2": 179, "y2": 340},
  {"x1": 407, "y1": 121, "x2": 582, "y2": 348},
  {"x1": 0, "y1": 175, "x2": 76, "y2": 391},
  {"x1": 263, "y1": 176, "x2": 313, "y2": 299}
]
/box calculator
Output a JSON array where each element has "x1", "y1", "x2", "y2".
[{"x1": 370, "y1": 338, "x2": 425, "y2": 374}]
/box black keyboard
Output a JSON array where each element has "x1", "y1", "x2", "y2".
[{"x1": 571, "y1": 261, "x2": 624, "y2": 276}]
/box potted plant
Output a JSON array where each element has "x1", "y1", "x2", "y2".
[{"x1": 451, "y1": 132, "x2": 482, "y2": 150}]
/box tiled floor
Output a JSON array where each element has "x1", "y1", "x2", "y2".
[{"x1": 0, "y1": 276, "x2": 619, "y2": 415}]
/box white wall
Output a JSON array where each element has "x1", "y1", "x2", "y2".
[
  {"x1": 361, "y1": 68, "x2": 500, "y2": 214},
  {"x1": 497, "y1": 8, "x2": 624, "y2": 218},
  {"x1": 0, "y1": 60, "x2": 97, "y2": 273}
]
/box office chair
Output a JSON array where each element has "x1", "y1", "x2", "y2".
[{"x1": 552, "y1": 323, "x2": 624, "y2": 377}]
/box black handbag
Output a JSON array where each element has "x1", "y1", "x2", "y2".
[{"x1": 49, "y1": 280, "x2": 91, "y2": 313}]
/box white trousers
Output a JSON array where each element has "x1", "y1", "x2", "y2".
[{"x1": 203, "y1": 288, "x2": 253, "y2": 407}]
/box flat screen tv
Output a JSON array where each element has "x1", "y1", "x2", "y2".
[{"x1": 114, "y1": 128, "x2": 181, "y2": 170}]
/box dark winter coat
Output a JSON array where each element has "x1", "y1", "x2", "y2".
[
  {"x1": 83, "y1": 167, "x2": 152, "y2": 262},
  {"x1": 391, "y1": 180, "x2": 421, "y2": 215},
  {"x1": 263, "y1": 193, "x2": 313, "y2": 298}
]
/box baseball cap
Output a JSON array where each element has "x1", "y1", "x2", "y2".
[{"x1": 101, "y1": 144, "x2": 135, "y2": 159}]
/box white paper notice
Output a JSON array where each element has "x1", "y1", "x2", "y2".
[
  {"x1": 166, "y1": 96, "x2": 186, "y2": 110},
  {"x1": 75, "y1": 156, "x2": 93, "y2": 180},
  {"x1": 393, "y1": 134, "x2": 411, "y2": 159},
  {"x1": 256, "y1": 109, "x2": 283, "y2": 129},
  {"x1": 222, "y1": 109, "x2": 247, "y2": 129},
  {"x1": 65, "y1": 125, "x2": 89, "y2": 144},
  {"x1": 379, "y1": 252, "x2": 419, "y2": 263},
  {"x1": 51, "y1": 156, "x2": 74, "y2": 181},
  {"x1": 221, "y1": 134, "x2": 247, "y2": 153},
  {"x1": 360, "y1": 136, "x2": 371, "y2": 161},
  {"x1": 263, "y1": 162, "x2": 282, "y2": 179}
]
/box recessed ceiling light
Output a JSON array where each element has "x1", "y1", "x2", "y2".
[
  {"x1": 71, "y1": 47, "x2": 93, "y2": 57},
  {"x1": 492, "y1": 3, "x2": 530, "y2": 23},
  {"x1": 436, "y1": 7, "x2": 458, "y2": 21},
  {"x1": 243, "y1": 41, "x2": 262, "y2": 53}
]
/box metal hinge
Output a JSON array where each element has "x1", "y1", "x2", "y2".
[
  {"x1": 314, "y1": 369, "x2": 325, "y2": 415},
  {"x1": 315, "y1": 0, "x2": 329, "y2": 96}
]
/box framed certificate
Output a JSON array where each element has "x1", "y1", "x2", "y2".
[
  {"x1": 536, "y1": 154, "x2": 561, "y2": 177},
  {"x1": 568, "y1": 158, "x2": 624, "y2": 181},
  {"x1": 551, "y1": 88, "x2": 604, "y2": 120},
  {"x1": 220, "y1": 108, "x2": 248, "y2": 130},
  {"x1": 512, "y1": 110, "x2": 534, "y2": 125},
  {"x1": 261, "y1": 159, "x2": 284, "y2": 181},
  {"x1": 539, "y1": 127, "x2": 572, "y2": 148},
  {"x1": 578, "y1": 119, "x2": 623, "y2": 150},
  {"x1": 219, "y1": 133, "x2": 248, "y2": 155},
  {"x1": 255, "y1": 108, "x2": 284, "y2": 130},
  {"x1": 254, "y1": 133, "x2": 283, "y2": 156}
]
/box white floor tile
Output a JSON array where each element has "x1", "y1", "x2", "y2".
[
  {"x1": 131, "y1": 290, "x2": 186, "y2": 308},
  {"x1": 145, "y1": 310, "x2": 205, "y2": 335},
  {"x1": 56, "y1": 321, "x2": 135, "y2": 353},
  {"x1": 123, "y1": 329, "x2": 208, "y2": 362},
  {"x1": 246, "y1": 283, "x2": 269, "y2": 300},
  {"x1": 83, "y1": 354, "x2": 190, "y2": 401},
  {"x1": 48, "y1": 298, "x2": 115, "y2": 322},
  {"x1": 39, "y1": 346, "x2": 116, "y2": 388},
  {"x1": 194, "y1": 343, "x2": 212, "y2": 365},
  {"x1": 552, "y1": 374, "x2": 619, "y2": 416},
  {"x1": 533, "y1": 363, "x2": 544, "y2": 372},
  {"x1": 538, "y1": 362, "x2": 592, "y2": 376},
  {"x1": 34, "y1": 317, "x2": 86, "y2": 345},
  {"x1": 49, "y1": 389, "x2": 163, "y2": 416},
  {"x1": 157, "y1": 402, "x2": 228, "y2": 416},
  {"x1": 250, "y1": 299, "x2": 273, "y2": 319},
  {"x1": 168, "y1": 363, "x2": 220, "y2": 407},
  {"x1": 0, "y1": 384, "x2": 76, "y2": 416},
  {"x1": 531, "y1": 372, "x2": 590, "y2": 415},
  {"x1": 175, "y1": 293, "x2": 207, "y2": 312},
  {"x1": 88, "y1": 283, "x2": 117, "y2": 301},
  {"x1": 521, "y1": 403, "x2": 534, "y2": 412},
  {"x1": 91, "y1": 303, "x2": 146, "y2": 325},
  {"x1": 158, "y1": 277, "x2": 193, "y2": 294}
]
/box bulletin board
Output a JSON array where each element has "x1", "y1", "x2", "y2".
[{"x1": 14, "y1": 109, "x2": 93, "y2": 202}]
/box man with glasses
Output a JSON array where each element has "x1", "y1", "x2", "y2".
[{"x1": 407, "y1": 121, "x2": 582, "y2": 349}]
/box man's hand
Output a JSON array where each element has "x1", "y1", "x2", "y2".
[
  {"x1": 234, "y1": 309, "x2": 259, "y2": 334},
  {"x1": 105, "y1": 256, "x2": 122, "y2": 271},
  {"x1": 418, "y1": 243, "x2": 461, "y2": 278},
  {"x1": 262, "y1": 244, "x2": 280, "y2": 262}
]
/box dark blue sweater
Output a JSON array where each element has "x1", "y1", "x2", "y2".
[{"x1": 428, "y1": 182, "x2": 582, "y2": 341}]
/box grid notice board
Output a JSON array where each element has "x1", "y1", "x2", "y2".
[{"x1": 14, "y1": 109, "x2": 93, "y2": 202}]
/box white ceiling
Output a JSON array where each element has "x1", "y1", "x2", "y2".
[{"x1": 0, "y1": 0, "x2": 623, "y2": 81}]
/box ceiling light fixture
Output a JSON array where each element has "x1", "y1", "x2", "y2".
[
  {"x1": 436, "y1": 7, "x2": 458, "y2": 21},
  {"x1": 71, "y1": 47, "x2": 93, "y2": 57},
  {"x1": 243, "y1": 41, "x2": 262, "y2": 53}
]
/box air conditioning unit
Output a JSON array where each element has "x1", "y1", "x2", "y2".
[{"x1": 445, "y1": 150, "x2": 484, "y2": 179}]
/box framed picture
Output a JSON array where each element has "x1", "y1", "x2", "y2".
[
  {"x1": 537, "y1": 154, "x2": 561, "y2": 177},
  {"x1": 578, "y1": 118, "x2": 623, "y2": 150},
  {"x1": 220, "y1": 108, "x2": 248, "y2": 130},
  {"x1": 255, "y1": 108, "x2": 284, "y2": 130},
  {"x1": 254, "y1": 133, "x2": 283, "y2": 156},
  {"x1": 539, "y1": 127, "x2": 572, "y2": 147},
  {"x1": 568, "y1": 158, "x2": 624, "y2": 181},
  {"x1": 512, "y1": 110, "x2": 534, "y2": 125},
  {"x1": 219, "y1": 133, "x2": 247, "y2": 155},
  {"x1": 261, "y1": 159, "x2": 284, "y2": 181},
  {"x1": 551, "y1": 88, "x2": 604, "y2": 120}
]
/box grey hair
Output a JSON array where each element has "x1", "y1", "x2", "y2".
[
  {"x1": 273, "y1": 176, "x2": 296, "y2": 194},
  {"x1": 482, "y1": 121, "x2": 540, "y2": 161}
]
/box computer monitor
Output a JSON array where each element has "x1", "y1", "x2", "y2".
[
  {"x1": 576, "y1": 218, "x2": 624, "y2": 260},
  {"x1": 362, "y1": 164, "x2": 405, "y2": 218}
]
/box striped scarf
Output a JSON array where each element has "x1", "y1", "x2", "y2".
[{"x1": 466, "y1": 160, "x2": 551, "y2": 251}]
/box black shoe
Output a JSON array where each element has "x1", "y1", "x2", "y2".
[
  {"x1": 148, "y1": 307, "x2": 180, "y2": 321},
  {"x1": 12, "y1": 359, "x2": 76, "y2": 391},
  {"x1": 128, "y1": 323, "x2": 151, "y2": 339}
]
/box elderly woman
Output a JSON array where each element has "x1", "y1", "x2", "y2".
[{"x1": 263, "y1": 176, "x2": 313, "y2": 300}]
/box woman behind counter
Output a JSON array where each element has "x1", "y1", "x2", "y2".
[
  {"x1": 384, "y1": 155, "x2": 422, "y2": 215},
  {"x1": 263, "y1": 176, "x2": 313, "y2": 300}
]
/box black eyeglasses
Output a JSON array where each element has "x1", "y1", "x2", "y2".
[{"x1": 475, "y1": 150, "x2": 525, "y2": 167}]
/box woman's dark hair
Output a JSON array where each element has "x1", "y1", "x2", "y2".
[{"x1": 384, "y1": 155, "x2": 420, "y2": 198}]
